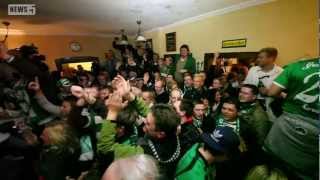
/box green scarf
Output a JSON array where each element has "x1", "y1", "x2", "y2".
[
  {"x1": 216, "y1": 114, "x2": 240, "y2": 134},
  {"x1": 193, "y1": 117, "x2": 202, "y2": 128}
]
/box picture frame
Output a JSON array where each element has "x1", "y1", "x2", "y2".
[
  {"x1": 146, "y1": 39, "x2": 153, "y2": 50},
  {"x1": 166, "y1": 32, "x2": 176, "y2": 52}
]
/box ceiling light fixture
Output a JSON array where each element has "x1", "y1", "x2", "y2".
[
  {"x1": 1, "y1": 21, "x2": 10, "y2": 43},
  {"x1": 119, "y1": 29, "x2": 129, "y2": 45},
  {"x1": 135, "y1": 19, "x2": 146, "y2": 42}
]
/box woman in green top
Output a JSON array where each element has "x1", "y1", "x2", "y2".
[{"x1": 174, "y1": 44, "x2": 196, "y2": 85}]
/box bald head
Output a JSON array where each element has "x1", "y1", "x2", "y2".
[{"x1": 102, "y1": 155, "x2": 159, "y2": 180}]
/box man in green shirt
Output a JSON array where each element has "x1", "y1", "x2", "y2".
[
  {"x1": 175, "y1": 126, "x2": 240, "y2": 180},
  {"x1": 264, "y1": 58, "x2": 319, "y2": 180},
  {"x1": 98, "y1": 75, "x2": 181, "y2": 180}
]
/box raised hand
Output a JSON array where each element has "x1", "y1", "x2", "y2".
[
  {"x1": 143, "y1": 72, "x2": 150, "y2": 84},
  {"x1": 83, "y1": 88, "x2": 97, "y2": 105},
  {"x1": 28, "y1": 77, "x2": 41, "y2": 92},
  {"x1": 71, "y1": 85, "x2": 84, "y2": 98},
  {"x1": 76, "y1": 98, "x2": 86, "y2": 107},
  {"x1": 113, "y1": 75, "x2": 133, "y2": 101},
  {"x1": 105, "y1": 92, "x2": 124, "y2": 113}
]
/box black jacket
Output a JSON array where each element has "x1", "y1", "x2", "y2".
[
  {"x1": 155, "y1": 91, "x2": 169, "y2": 104},
  {"x1": 137, "y1": 136, "x2": 181, "y2": 180}
]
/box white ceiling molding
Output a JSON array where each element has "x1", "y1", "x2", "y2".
[{"x1": 144, "y1": 0, "x2": 276, "y2": 33}]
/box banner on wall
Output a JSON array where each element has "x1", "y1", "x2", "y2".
[{"x1": 222, "y1": 38, "x2": 247, "y2": 48}]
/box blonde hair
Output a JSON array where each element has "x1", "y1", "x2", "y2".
[
  {"x1": 193, "y1": 73, "x2": 202, "y2": 80},
  {"x1": 245, "y1": 165, "x2": 288, "y2": 180},
  {"x1": 45, "y1": 121, "x2": 74, "y2": 145},
  {"x1": 198, "y1": 73, "x2": 206, "y2": 79}
]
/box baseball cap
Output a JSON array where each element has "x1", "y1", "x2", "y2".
[{"x1": 201, "y1": 126, "x2": 240, "y2": 154}]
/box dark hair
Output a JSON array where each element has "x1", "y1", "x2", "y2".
[
  {"x1": 67, "y1": 107, "x2": 89, "y2": 131},
  {"x1": 241, "y1": 84, "x2": 259, "y2": 96},
  {"x1": 215, "y1": 89, "x2": 224, "y2": 98},
  {"x1": 155, "y1": 78, "x2": 166, "y2": 87},
  {"x1": 63, "y1": 96, "x2": 78, "y2": 109},
  {"x1": 193, "y1": 99, "x2": 204, "y2": 106},
  {"x1": 151, "y1": 104, "x2": 180, "y2": 136},
  {"x1": 98, "y1": 70, "x2": 109, "y2": 78},
  {"x1": 116, "y1": 108, "x2": 138, "y2": 136},
  {"x1": 78, "y1": 73, "x2": 89, "y2": 80},
  {"x1": 208, "y1": 89, "x2": 224, "y2": 106},
  {"x1": 222, "y1": 98, "x2": 240, "y2": 111},
  {"x1": 180, "y1": 99, "x2": 194, "y2": 117},
  {"x1": 226, "y1": 72, "x2": 238, "y2": 82},
  {"x1": 99, "y1": 85, "x2": 113, "y2": 92},
  {"x1": 259, "y1": 47, "x2": 278, "y2": 59},
  {"x1": 180, "y1": 44, "x2": 190, "y2": 52},
  {"x1": 164, "y1": 56, "x2": 173, "y2": 61},
  {"x1": 184, "y1": 72, "x2": 193, "y2": 79}
]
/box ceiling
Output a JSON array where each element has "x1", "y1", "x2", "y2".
[{"x1": 0, "y1": 0, "x2": 268, "y2": 36}]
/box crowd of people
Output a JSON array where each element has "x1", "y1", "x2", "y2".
[{"x1": 0, "y1": 40, "x2": 318, "y2": 180}]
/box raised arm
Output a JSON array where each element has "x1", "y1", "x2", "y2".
[
  {"x1": 113, "y1": 75, "x2": 150, "y2": 117},
  {"x1": 28, "y1": 77, "x2": 61, "y2": 116},
  {"x1": 97, "y1": 92, "x2": 144, "y2": 159}
]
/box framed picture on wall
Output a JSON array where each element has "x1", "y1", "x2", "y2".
[
  {"x1": 166, "y1": 32, "x2": 176, "y2": 52},
  {"x1": 146, "y1": 39, "x2": 153, "y2": 50}
]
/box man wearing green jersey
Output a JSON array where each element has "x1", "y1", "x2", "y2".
[{"x1": 264, "y1": 58, "x2": 319, "y2": 180}]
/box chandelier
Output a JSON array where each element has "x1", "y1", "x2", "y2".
[{"x1": 135, "y1": 19, "x2": 146, "y2": 42}]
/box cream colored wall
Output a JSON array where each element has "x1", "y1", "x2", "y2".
[
  {"x1": 145, "y1": 0, "x2": 318, "y2": 66},
  {"x1": 6, "y1": 35, "x2": 115, "y2": 70}
]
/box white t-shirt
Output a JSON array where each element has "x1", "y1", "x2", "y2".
[
  {"x1": 244, "y1": 65, "x2": 283, "y2": 89},
  {"x1": 243, "y1": 64, "x2": 283, "y2": 121}
]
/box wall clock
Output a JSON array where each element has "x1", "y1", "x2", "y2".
[{"x1": 70, "y1": 41, "x2": 81, "y2": 52}]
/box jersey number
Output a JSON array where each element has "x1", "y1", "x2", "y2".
[{"x1": 294, "y1": 72, "x2": 320, "y2": 113}]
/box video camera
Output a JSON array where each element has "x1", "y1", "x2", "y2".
[
  {"x1": 19, "y1": 44, "x2": 46, "y2": 61},
  {"x1": 17, "y1": 44, "x2": 49, "y2": 72}
]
